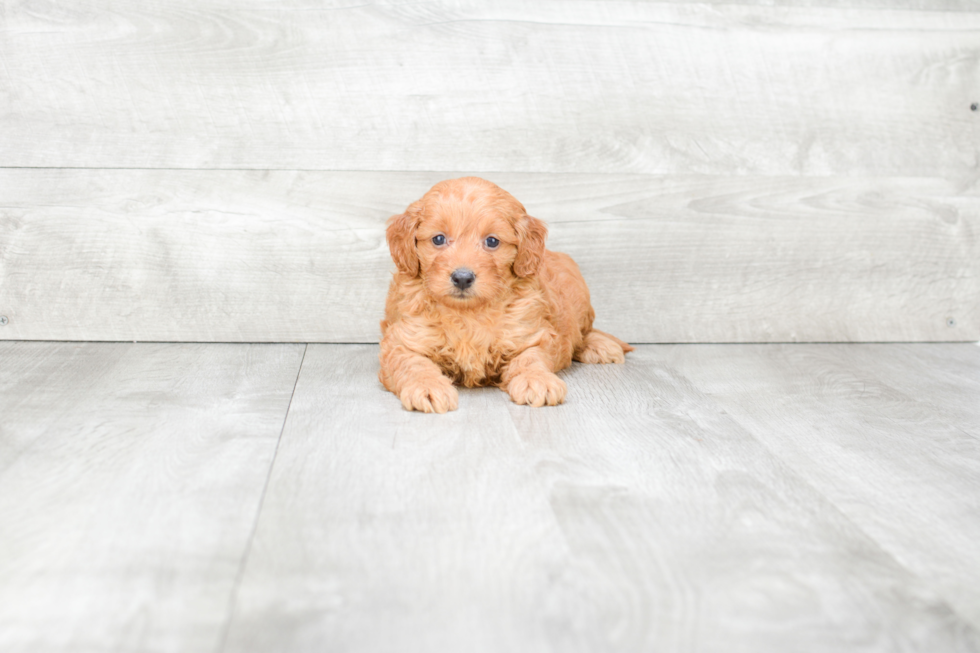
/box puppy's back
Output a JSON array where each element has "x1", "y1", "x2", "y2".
[{"x1": 537, "y1": 250, "x2": 595, "y2": 345}]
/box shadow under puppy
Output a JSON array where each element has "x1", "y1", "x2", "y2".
[{"x1": 380, "y1": 177, "x2": 633, "y2": 413}]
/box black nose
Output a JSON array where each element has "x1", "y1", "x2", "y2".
[{"x1": 451, "y1": 268, "x2": 476, "y2": 290}]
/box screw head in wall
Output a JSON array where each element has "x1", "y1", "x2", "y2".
[
  {"x1": 0, "y1": 316, "x2": 7, "y2": 326},
  {"x1": 947, "y1": 317, "x2": 956, "y2": 327},
  {"x1": 972, "y1": 102, "x2": 979, "y2": 111}
]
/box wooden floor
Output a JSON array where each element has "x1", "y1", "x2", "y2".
[{"x1": 1, "y1": 342, "x2": 978, "y2": 652}]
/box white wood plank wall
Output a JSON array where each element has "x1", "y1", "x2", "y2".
[{"x1": 1, "y1": 0, "x2": 978, "y2": 342}]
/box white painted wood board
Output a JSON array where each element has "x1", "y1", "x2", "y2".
[
  {"x1": 0, "y1": 342, "x2": 306, "y2": 653},
  {"x1": 1, "y1": 1, "x2": 977, "y2": 174},
  {"x1": 654, "y1": 343, "x2": 980, "y2": 629},
  {"x1": 1, "y1": 169, "x2": 976, "y2": 343},
  {"x1": 222, "y1": 344, "x2": 980, "y2": 652}
]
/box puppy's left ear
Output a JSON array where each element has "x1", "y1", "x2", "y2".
[
  {"x1": 513, "y1": 214, "x2": 548, "y2": 277},
  {"x1": 386, "y1": 202, "x2": 422, "y2": 277}
]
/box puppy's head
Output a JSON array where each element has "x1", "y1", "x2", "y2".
[{"x1": 386, "y1": 177, "x2": 547, "y2": 306}]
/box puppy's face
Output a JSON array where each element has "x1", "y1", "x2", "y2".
[{"x1": 387, "y1": 178, "x2": 547, "y2": 307}]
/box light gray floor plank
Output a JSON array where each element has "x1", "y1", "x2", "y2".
[
  {"x1": 0, "y1": 342, "x2": 306, "y2": 653},
  {"x1": 653, "y1": 344, "x2": 980, "y2": 630},
  {"x1": 1, "y1": 170, "x2": 976, "y2": 343},
  {"x1": 1, "y1": 2, "x2": 977, "y2": 175},
  {"x1": 0, "y1": 342, "x2": 131, "y2": 477},
  {"x1": 813, "y1": 344, "x2": 980, "y2": 429},
  {"x1": 223, "y1": 344, "x2": 978, "y2": 653}
]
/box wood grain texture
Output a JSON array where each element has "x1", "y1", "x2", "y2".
[
  {"x1": 1, "y1": 169, "x2": 976, "y2": 343},
  {"x1": 222, "y1": 344, "x2": 980, "y2": 653},
  {"x1": 0, "y1": 342, "x2": 305, "y2": 653},
  {"x1": 653, "y1": 343, "x2": 980, "y2": 629},
  {"x1": 1, "y1": 1, "x2": 978, "y2": 174}
]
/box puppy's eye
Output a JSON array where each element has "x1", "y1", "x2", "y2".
[
  {"x1": 431, "y1": 234, "x2": 446, "y2": 246},
  {"x1": 484, "y1": 236, "x2": 500, "y2": 249}
]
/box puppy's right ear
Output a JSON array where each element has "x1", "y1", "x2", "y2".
[{"x1": 386, "y1": 203, "x2": 422, "y2": 277}]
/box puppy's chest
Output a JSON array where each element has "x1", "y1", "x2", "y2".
[{"x1": 430, "y1": 311, "x2": 526, "y2": 387}]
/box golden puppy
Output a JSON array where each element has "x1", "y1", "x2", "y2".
[{"x1": 379, "y1": 177, "x2": 633, "y2": 413}]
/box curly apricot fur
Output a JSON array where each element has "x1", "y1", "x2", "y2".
[{"x1": 379, "y1": 177, "x2": 633, "y2": 412}]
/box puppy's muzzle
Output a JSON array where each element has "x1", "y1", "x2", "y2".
[{"x1": 450, "y1": 268, "x2": 476, "y2": 291}]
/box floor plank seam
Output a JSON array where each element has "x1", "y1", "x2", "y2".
[
  {"x1": 688, "y1": 378, "x2": 980, "y2": 632},
  {"x1": 634, "y1": 356, "x2": 980, "y2": 632},
  {"x1": 215, "y1": 343, "x2": 309, "y2": 653},
  {"x1": 763, "y1": 441, "x2": 980, "y2": 632}
]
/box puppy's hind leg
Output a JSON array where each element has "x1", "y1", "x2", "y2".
[{"x1": 574, "y1": 329, "x2": 634, "y2": 364}]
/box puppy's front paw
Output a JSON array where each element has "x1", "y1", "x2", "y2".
[
  {"x1": 506, "y1": 371, "x2": 566, "y2": 407},
  {"x1": 399, "y1": 375, "x2": 459, "y2": 413}
]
